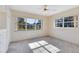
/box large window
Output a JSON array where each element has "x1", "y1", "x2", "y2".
[
  {"x1": 17, "y1": 17, "x2": 42, "y2": 31},
  {"x1": 17, "y1": 17, "x2": 26, "y2": 30},
  {"x1": 55, "y1": 16, "x2": 78, "y2": 28},
  {"x1": 55, "y1": 18, "x2": 63, "y2": 27},
  {"x1": 35, "y1": 19, "x2": 41, "y2": 30},
  {"x1": 27, "y1": 18, "x2": 35, "y2": 30},
  {"x1": 64, "y1": 16, "x2": 74, "y2": 27}
]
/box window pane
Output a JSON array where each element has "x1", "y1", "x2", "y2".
[
  {"x1": 64, "y1": 22, "x2": 74, "y2": 27},
  {"x1": 56, "y1": 23, "x2": 63, "y2": 27},
  {"x1": 64, "y1": 16, "x2": 74, "y2": 22},
  {"x1": 35, "y1": 20, "x2": 41, "y2": 30},
  {"x1": 27, "y1": 18, "x2": 35, "y2": 30},
  {"x1": 55, "y1": 18, "x2": 63, "y2": 23},
  {"x1": 17, "y1": 17, "x2": 26, "y2": 30}
]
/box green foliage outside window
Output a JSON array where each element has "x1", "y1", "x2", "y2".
[{"x1": 17, "y1": 17, "x2": 42, "y2": 31}]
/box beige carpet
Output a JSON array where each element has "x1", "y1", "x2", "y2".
[{"x1": 7, "y1": 36, "x2": 79, "y2": 53}]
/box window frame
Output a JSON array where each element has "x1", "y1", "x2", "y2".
[
  {"x1": 55, "y1": 16, "x2": 78, "y2": 28},
  {"x1": 64, "y1": 16, "x2": 74, "y2": 28},
  {"x1": 55, "y1": 17, "x2": 64, "y2": 28},
  {"x1": 16, "y1": 17, "x2": 42, "y2": 31},
  {"x1": 16, "y1": 17, "x2": 27, "y2": 31}
]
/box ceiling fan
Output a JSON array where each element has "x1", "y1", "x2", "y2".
[
  {"x1": 41, "y1": 5, "x2": 57, "y2": 14},
  {"x1": 40, "y1": 5, "x2": 49, "y2": 15},
  {"x1": 38, "y1": 5, "x2": 57, "y2": 16},
  {"x1": 43, "y1": 5, "x2": 48, "y2": 12},
  {"x1": 43, "y1": 5, "x2": 56, "y2": 12}
]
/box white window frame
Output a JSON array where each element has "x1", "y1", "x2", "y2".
[
  {"x1": 16, "y1": 17, "x2": 42, "y2": 31},
  {"x1": 55, "y1": 16, "x2": 79, "y2": 28}
]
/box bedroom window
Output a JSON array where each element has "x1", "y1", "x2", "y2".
[
  {"x1": 27, "y1": 18, "x2": 41, "y2": 30},
  {"x1": 55, "y1": 18, "x2": 63, "y2": 27},
  {"x1": 17, "y1": 17, "x2": 26, "y2": 31},
  {"x1": 17, "y1": 17, "x2": 42, "y2": 31},
  {"x1": 27, "y1": 18, "x2": 36, "y2": 30},
  {"x1": 35, "y1": 19, "x2": 41, "y2": 30},
  {"x1": 55, "y1": 16, "x2": 78, "y2": 28},
  {"x1": 64, "y1": 16, "x2": 74, "y2": 27}
]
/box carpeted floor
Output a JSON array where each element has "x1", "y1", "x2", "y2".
[{"x1": 7, "y1": 36, "x2": 79, "y2": 53}]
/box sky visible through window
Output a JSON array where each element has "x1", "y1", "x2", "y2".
[
  {"x1": 26, "y1": 18, "x2": 39, "y2": 24},
  {"x1": 27, "y1": 18, "x2": 35, "y2": 24}
]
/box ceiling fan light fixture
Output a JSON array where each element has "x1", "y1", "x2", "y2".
[
  {"x1": 44, "y1": 8, "x2": 48, "y2": 11},
  {"x1": 43, "y1": 5, "x2": 48, "y2": 11}
]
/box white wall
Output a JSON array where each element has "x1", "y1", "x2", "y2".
[
  {"x1": 0, "y1": 29, "x2": 8, "y2": 52},
  {"x1": 0, "y1": 12, "x2": 6, "y2": 29},
  {"x1": 49, "y1": 7, "x2": 79, "y2": 45},
  {"x1": 11, "y1": 10, "x2": 49, "y2": 42},
  {"x1": 0, "y1": 6, "x2": 11, "y2": 52}
]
